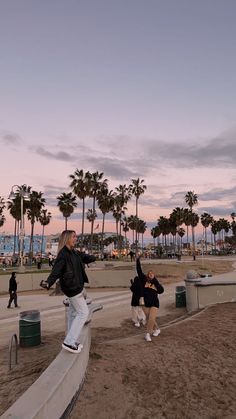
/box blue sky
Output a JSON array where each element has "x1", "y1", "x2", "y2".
[{"x1": 1, "y1": 0, "x2": 236, "y2": 235}]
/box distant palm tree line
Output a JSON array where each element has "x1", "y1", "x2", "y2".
[{"x1": 0, "y1": 174, "x2": 235, "y2": 260}]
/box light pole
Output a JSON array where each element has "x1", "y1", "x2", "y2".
[{"x1": 8, "y1": 185, "x2": 30, "y2": 271}]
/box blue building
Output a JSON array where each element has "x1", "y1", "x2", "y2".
[{"x1": 0, "y1": 234, "x2": 46, "y2": 256}]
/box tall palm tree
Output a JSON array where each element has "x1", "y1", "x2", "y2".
[
  {"x1": 158, "y1": 216, "x2": 170, "y2": 250},
  {"x1": 127, "y1": 215, "x2": 138, "y2": 246},
  {"x1": 130, "y1": 178, "x2": 147, "y2": 250},
  {"x1": 185, "y1": 191, "x2": 198, "y2": 259},
  {"x1": 27, "y1": 191, "x2": 45, "y2": 261},
  {"x1": 137, "y1": 219, "x2": 147, "y2": 250},
  {"x1": 8, "y1": 185, "x2": 31, "y2": 256},
  {"x1": 0, "y1": 197, "x2": 5, "y2": 214},
  {"x1": 69, "y1": 169, "x2": 91, "y2": 245},
  {"x1": 0, "y1": 214, "x2": 5, "y2": 228},
  {"x1": 183, "y1": 208, "x2": 192, "y2": 252},
  {"x1": 97, "y1": 187, "x2": 115, "y2": 255},
  {"x1": 87, "y1": 171, "x2": 108, "y2": 251},
  {"x1": 122, "y1": 216, "x2": 130, "y2": 255},
  {"x1": 177, "y1": 227, "x2": 185, "y2": 253},
  {"x1": 0, "y1": 197, "x2": 6, "y2": 230},
  {"x1": 57, "y1": 192, "x2": 77, "y2": 230},
  {"x1": 86, "y1": 208, "x2": 97, "y2": 249},
  {"x1": 200, "y1": 212, "x2": 213, "y2": 254},
  {"x1": 231, "y1": 212, "x2": 236, "y2": 236},
  {"x1": 39, "y1": 209, "x2": 52, "y2": 256}
]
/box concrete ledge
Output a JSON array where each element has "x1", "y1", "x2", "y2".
[
  {"x1": 185, "y1": 272, "x2": 236, "y2": 312},
  {"x1": 1, "y1": 304, "x2": 102, "y2": 419}
]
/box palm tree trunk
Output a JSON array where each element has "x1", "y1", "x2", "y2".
[
  {"x1": 13, "y1": 219, "x2": 17, "y2": 255},
  {"x1": 81, "y1": 198, "x2": 85, "y2": 246},
  {"x1": 65, "y1": 217, "x2": 68, "y2": 230},
  {"x1": 41, "y1": 225, "x2": 45, "y2": 256},
  {"x1": 29, "y1": 222, "x2": 34, "y2": 263},
  {"x1": 101, "y1": 213, "x2": 105, "y2": 256}
]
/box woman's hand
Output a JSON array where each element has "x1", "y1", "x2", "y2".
[{"x1": 40, "y1": 280, "x2": 49, "y2": 290}]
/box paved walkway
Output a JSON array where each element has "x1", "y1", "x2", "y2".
[{"x1": 0, "y1": 280, "x2": 186, "y2": 346}]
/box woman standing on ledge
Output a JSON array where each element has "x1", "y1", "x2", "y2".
[
  {"x1": 41, "y1": 230, "x2": 95, "y2": 354},
  {"x1": 136, "y1": 253, "x2": 164, "y2": 342}
]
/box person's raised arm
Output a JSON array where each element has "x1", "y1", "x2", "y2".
[
  {"x1": 136, "y1": 253, "x2": 144, "y2": 279},
  {"x1": 79, "y1": 252, "x2": 96, "y2": 265}
]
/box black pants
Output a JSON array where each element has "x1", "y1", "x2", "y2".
[{"x1": 8, "y1": 291, "x2": 18, "y2": 308}]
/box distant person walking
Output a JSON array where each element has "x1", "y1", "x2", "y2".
[
  {"x1": 7, "y1": 272, "x2": 19, "y2": 309},
  {"x1": 40, "y1": 230, "x2": 96, "y2": 354},
  {"x1": 136, "y1": 254, "x2": 164, "y2": 342},
  {"x1": 128, "y1": 250, "x2": 135, "y2": 262}
]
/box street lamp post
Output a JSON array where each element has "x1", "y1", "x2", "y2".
[{"x1": 8, "y1": 185, "x2": 30, "y2": 271}]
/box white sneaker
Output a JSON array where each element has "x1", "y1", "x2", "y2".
[
  {"x1": 145, "y1": 333, "x2": 152, "y2": 342},
  {"x1": 153, "y1": 329, "x2": 161, "y2": 337},
  {"x1": 134, "y1": 322, "x2": 140, "y2": 327}
]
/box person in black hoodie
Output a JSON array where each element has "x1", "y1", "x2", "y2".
[
  {"x1": 136, "y1": 254, "x2": 164, "y2": 342},
  {"x1": 40, "y1": 230, "x2": 96, "y2": 354},
  {"x1": 7, "y1": 272, "x2": 19, "y2": 308},
  {"x1": 130, "y1": 276, "x2": 146, "y2": 327}
]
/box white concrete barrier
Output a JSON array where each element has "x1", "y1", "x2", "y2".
[
  {"x1": 1, "y1": 304, "x2": 102, "y2": 419},
  {"x1": 185, "y1": 272, "x2": 236, "y2": 312}
]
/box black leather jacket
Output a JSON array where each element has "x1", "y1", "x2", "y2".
[{"x1": 46, "y1": 246, "x2": 96, "y2": 297}]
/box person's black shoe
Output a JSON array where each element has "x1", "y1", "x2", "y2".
[{"x1": 62, "y1": 342, "x2": 83, "y2": 354}]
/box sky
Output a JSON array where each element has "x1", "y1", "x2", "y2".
[{"x1": 0, "y1": 0, "x2": 236, "y2": 238}]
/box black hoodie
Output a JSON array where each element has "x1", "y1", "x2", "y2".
[{"x1": 136, "y1": 257, "x2": 164, "y2": 308}]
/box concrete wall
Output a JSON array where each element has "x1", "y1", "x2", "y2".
[
  {"x1": 0, "y1": 268, "x2": 133, "y2": 294},
  {"x1": 185, "y1": 273, "x2": 236, "y2": 312},
  {"x1": 1, "y1": 304, "x2": 102, "y2": 419}
]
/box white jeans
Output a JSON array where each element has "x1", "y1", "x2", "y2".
[
  {"x1": 64, "y1": 291, "x2": 89, "y2": 346},
  {"x1": 131, "y1": 306, "x2": 146, "y2": 323}
]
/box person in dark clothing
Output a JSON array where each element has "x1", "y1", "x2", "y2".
[
  {"x1": 130, "y1": 276, "x2": 146, "y2": 327},
  {"x1": 136, "y1": 254, "x2": 164, "y2": 342},
  {"x1": 128, "y1": 250, "x2": 135, "y2": 262},
  {"x1": 7, "y1": 272, "x2": 19, "y2": 308},
  {"x1": 40, "y1": 230, "x2": 96, "y2": 354}
]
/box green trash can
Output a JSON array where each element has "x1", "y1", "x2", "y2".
[
  {"x1": 19, "y1": 310, "x2": 41, "y2": 347},
  {"x1": 175, "y1": 286, "x2": 186, "y2": 308}
]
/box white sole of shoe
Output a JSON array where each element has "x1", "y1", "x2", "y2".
[{"x1": 62, "y1": 343, "x2": 83, "y2": 354}]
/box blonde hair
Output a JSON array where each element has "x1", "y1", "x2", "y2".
[{"x1": 57, "y1": 230, "x2": 76, "y2": 254}]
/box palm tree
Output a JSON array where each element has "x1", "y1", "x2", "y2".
[
  {"x1": 87, "y1": 171, "x2": 108, "y2": 251},
  {"x1": 8, "y1": 185, "x2": 31, "y2": 256},
  {"x1": 86, "y1": 208, "x2": 97, "y2": 249},
  {"x1": 130, "y1": 178, "x2": 147, "y2": 250},
  {"x1": 158, "y1": 216, "x2": 170, "y2": 251},
  {"x1": 97, "y1": 187, "x2": 115, "y2": 255},
  {"x1": 0, "y1": 197, "x2": 5, "y2": 214},
  {"x1": 57, "y1": 192, "x2": 77, "y2": 230},
  {"x1": 185, "y1": 191, "x2": 198, "y2": 259},
  {"x1": 177, "y1": 227, "x2": 185, "y2": 253},
  {"x1": 122, "y1": 216, "x2": 130, "y2": 256},
  {"x1": 127, "y1": 215, "x2": 138, "y2": 247},
  {"x1": 27, "y1": 191, "x2": 45, "y2": 262},
  {"x1": 137, "y1": 219, "x2": 147, "y2": 250},
  {"x1": 231, "y1": 212, "x2": 236, "y2": 236},
  {"x1": 200, "y1": 212, "x2": 213, "y2": 254},
  {"x1": 0, "y1": 197, "x2": 6, "y2": 230},
  {"x1": 69, "y1": 169, "x2": 91, "y2": 245},
  {"x1": 0, "y1": 214, "x2": 5, "y2": 228},
  {"x1": 39, "y1": 209, "x2": 52, "y2": 256}
]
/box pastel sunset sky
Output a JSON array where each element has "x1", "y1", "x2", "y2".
[{"x1": 1, "y1": 0, "x2": 236, "y2": 238}]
